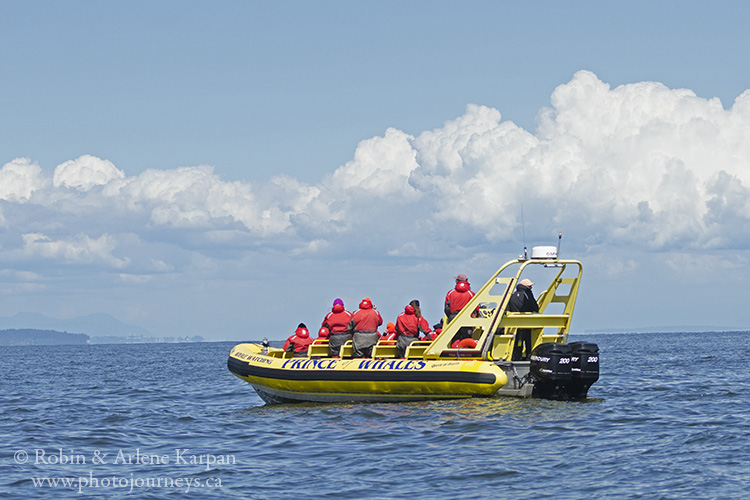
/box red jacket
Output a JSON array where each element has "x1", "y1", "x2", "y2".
[
  {"x1": 425, "y1": 329, "x2": 440, "y2": 341},
  {"x1": 396, "y1": 306, "x2": 431, "y2": 338},
  {"x1": 445, "y1": 285, "x2": 475, "y2": 315},
  {"x1": 283, "y1": 327, "x2": 314, "y2": 354},
  {"x1": 381, "y1": 322, "x2": 397, "y2": 341},
  {"x1": 323, "y1": 304, "x2": 352, "y2": 334},
  {"x1": 349, "y1": 307, "x2": 383, "y2": 334}
]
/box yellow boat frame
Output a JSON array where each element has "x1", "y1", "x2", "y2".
[
  {"x1": 228, "y1": 251, "x2": 583, "y2": 403},
  {"x1": 424, "y1": 255, "x2": 583, "y2": 363}
]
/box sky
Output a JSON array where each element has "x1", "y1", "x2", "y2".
[{"x1": 2, "y1": 1, "x2": 750, "y2": 340}]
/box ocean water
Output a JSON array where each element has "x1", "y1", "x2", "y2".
[{"x1": 1, "y1": 331, "x2": 748, "y2": 499}]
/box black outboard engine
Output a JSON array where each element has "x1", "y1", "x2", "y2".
[
  {"x1": 530, "y1": 343, "x2": 572, "y2": 400},
  {"x1": 567, "y1": 342, "x2": 599, "y2": 400}
]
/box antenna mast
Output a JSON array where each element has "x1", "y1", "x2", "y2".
[{"x1": 521, "y1": 204, "x2": 527, "y2": 259}]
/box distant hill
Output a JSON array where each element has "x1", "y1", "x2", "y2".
[
  {"x1": 0, "y1": 312, "x2": 153, "y2": 338},
  {"x1": 0, "y1": 329, "x2": 89, "y2": 346}
]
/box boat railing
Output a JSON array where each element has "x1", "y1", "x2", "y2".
[
  {"x1": 489, "y1": 334, "x2": 516, "y2": 361},
  {"x1": 340, "y1": 340, "x2": 353, "y2": 358},
  {"x1": 310, "y1": 338, "x2": 422, "y2": 359},
  {"x1": 308, "y1": 339, "x2": 330, "y2": 358},
  {"x1": 307, "y1": 338, "x2": 436, "y2": 360},
  {"x1": 264, "y1": 348, "x2": 294, "y2": 359},
  {"x1": 487, "y1": 319, "x2": 568, "y2": 362},
  {"x1": 500, "y1": 312, "x2": 570, "y2": 329},
  {"x1": 404, "y1": 340, "x2": 433, "y2": 359},
  {"x1": 372, "y1": 340, "x2": 398, "y2": 359},
  {"x1": 306, "y1": 339, "x2": 358, "y2": 359}
]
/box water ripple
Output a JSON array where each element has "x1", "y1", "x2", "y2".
[{"x1": 2, "y1": 333, "x2": 749, "y2": 499}]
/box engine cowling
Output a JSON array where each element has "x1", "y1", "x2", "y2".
[{"x1": 530, "y1": 342, "x2": 572, "y2": 400}]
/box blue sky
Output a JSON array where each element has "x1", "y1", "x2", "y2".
[{"x1": 2, "y1": 1, "x2": 750, "y2": 339}]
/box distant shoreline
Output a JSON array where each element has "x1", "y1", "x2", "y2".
[
  {"x1": 0, "y1": 328, "x2": 204, "y2": 346},
  {"x1": 2, "y1": 328, "x2": 747, "y2": 346},
  {"x1": 0, "y1": 328, "x2": 89, "y2": 346}
]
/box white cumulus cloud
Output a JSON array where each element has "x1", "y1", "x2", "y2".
[
  {"x1": 4, "y1": 71, "x2": 750, "y2": 338},
  {"x1": 21, "y1": 233, "x2": 130, "y2": 268},
  {"x1": 0, "y1": 158, "x2": 50, "y2": 202},
  {"x1": 2, "y1": 70, "x2": 750, "y2": 271},
  {"x1": 53, "y1": 155, "x2": 125, "y2": 191}
]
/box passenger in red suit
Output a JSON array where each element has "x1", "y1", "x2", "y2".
[
  {"x1": 381, "y1": 322, "x2": 397, "y2": 341},
  {"x1": 348, "y1": 297, "x2": 383, "y2": 358},
  {"x1": 444, "y1": 274, "x2": 476, "y2": 345},
  {"x1": 322, "y1": 298, "x2": 352, "y2": 357},
  {"x1": 444, "y1": 274, "x2": 475, "y2": 321},
  {"x1": 395, "y1": 299, "x2": 431, "y2": 358},
  {"x1": 283, "y1": 323, "x2": 313, "y2": 357},
  {"x1": 425, "y1": 323, "x2": 442, "y2": 341},
  {"x1": 316, "y1": 327, "x2": 330, "y2": 341}
]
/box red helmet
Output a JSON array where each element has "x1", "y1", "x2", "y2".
[
  {"x1": 404, "y1": 305, "x2": 415, "y2": 314},
  {"x1": 455, "y1": 281, "x2": 470, "y2": 293},
  {"x1": 295, "y1": 327, "x2": 309, "y2": 338},
  {"x1": 359, "y1": 298, "x2": 373, "y2": 309},
  {"x1": 318, "y1": 327, "x2": 330, "y2": 338}
]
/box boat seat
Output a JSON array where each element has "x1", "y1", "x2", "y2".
[
  {"x1": 372, "y1": 340, "x2": 398, "y2": 359},
  {"x1": 266, "y1": 349, "x2": 292, "y2": 359},
  {"x1": 308, "y1": 339, "x2": 330, "y2": 358},
  {"x1": 404, "y1": 341, "x2": 432, "y2": 359},
  {"x1": 339, "y1": 340, "x2": 353, "y2": 358}
]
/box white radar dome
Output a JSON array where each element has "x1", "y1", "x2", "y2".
[{"x1": 531, "y1": 246, "x2": 557, "y2": 259}]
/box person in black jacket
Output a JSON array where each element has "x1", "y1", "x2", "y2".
[{"x1": 508, "y1": 278, "x2": 539, "y2": 360}]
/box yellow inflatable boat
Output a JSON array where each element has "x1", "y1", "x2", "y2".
[
  {"x1": 228, "y1": 243, "x2": 599, "y2": 404},
  {"x1": 228, "y1": 343, "x2": 506, "y2": 404}
]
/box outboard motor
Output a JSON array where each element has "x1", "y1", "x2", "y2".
[
  {"x1": 530, "y1": 343, "x2": 572, "y2": 400},
  {"x1": 567, "y1": 342, "x2": 599, "y2": 400}
]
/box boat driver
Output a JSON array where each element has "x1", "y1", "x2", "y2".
[{"x1": 508, "y1": 278, "x2": 539, "y2": 360}]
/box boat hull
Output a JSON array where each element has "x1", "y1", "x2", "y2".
[{"x1": 228, "y1": 343, "x2": 508, "y2": 404}]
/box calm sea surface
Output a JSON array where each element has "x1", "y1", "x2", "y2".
[{"x1": 1, "y1": 332, "x2": 748, "y2": 499}]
